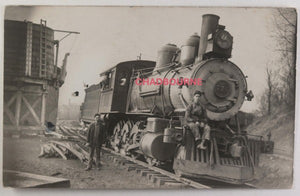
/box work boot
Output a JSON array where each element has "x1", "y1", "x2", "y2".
[
  {"x1": 96, "y1": 163, "x2": 102, "y2": 170},
  {"x1": 85, "y1": 166, "x2": 92, "y2": 171}
]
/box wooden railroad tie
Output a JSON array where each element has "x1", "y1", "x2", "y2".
[
  {"x1": 139, "y1": 170, "x2": 157, "y2": 177},
  {"x1": 150, "y1": 175, "x2": 170, "y2": 183},
  {"x1": 155, "y1": 177, "x2": 178, "y2": 187},
  {"x1": 135, "y1": 168, "x2": 152, "y2": 176},
  {"x1": 163, "y1": 181, "x2": 189, "y2": 188},
  {"x1": 146, "y1": 172, "x2": 161, "y2": 180},
  {"x1": 126, "y1": 165, "x2": 145, "y2": 172}
]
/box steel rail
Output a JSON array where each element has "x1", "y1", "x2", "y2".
[{"x1": 102, "y1": 147, "x2": 211, "y2": 189}]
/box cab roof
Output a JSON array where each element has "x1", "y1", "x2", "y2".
[{"x1": 99, "y1": 60, "x2": 155, "y2": 76}]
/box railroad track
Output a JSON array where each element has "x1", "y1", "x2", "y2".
[
  {"x1": 56, "y1": 123, "x2": 256, "y2": 189},
  {"x1": 101, "y1": 147, "x2": 256, "y2": 189},
  {"x1": 101, "y1": 147, "x2": 210, "y2": 189}
]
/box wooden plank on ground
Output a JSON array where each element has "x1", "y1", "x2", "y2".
[
  {"x1": 50, "y1": 143, "x2": 67, "y2": 160},
  {"x1": 3, "y1": 170, "x2": 70, "y2": 188},
  {"x1": 50, "y1": 141, "x2": 86, "y2": 163}
]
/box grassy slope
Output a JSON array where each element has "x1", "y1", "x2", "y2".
[
  {"x1": 246, "y1": 107, "x2": 295, "y2": 157},
  {"x1": 245, "y1": 107, "x2": 295, "y2": 188}
]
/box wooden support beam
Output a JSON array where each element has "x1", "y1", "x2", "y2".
[
  {"x1": 4, "y1": 85, "x2": 18, "y2": 91},
  {"x1": 41, "y1": 93, "x2": 46, "y2": 125},
  {"x1": 20, "y1": 97, "x2": 40, "y2": 123},
  {"x1": 21, "y1": 91, "x2": 44, "y2": 95},
  {"x1": 4, "y1": 104, "x2": 16, "y2": 125},
  {"x1": 5, "y1": 86, "x2": 46, "y2": 95},
  {"x1": 4, "y1": 125, "x2": 44, "y2": 131},
  {"x1": 15, "y1": 91, "x2": 22, "y2": 130},
  {"x1": 5, "y1": 88, "x2": 44, "y2": 95},
  {"x1": 22, "y1": 96, "x2": 40, "y2": 125},
  {"x1": 6, "y1": 93, "x2": 17, "y2": 107},
  {"x1": 14, "y1": 77, "x2": 47, "y2": 85}
]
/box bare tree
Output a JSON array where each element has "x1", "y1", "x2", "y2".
[
  {"x1": 260, "y1": 8, "x2": 297, "y2": 114},
  {"x1": 266, "y1": 67, "x2": 272, "y2": 115},
  {"x1": 273, "y1": 8, "x2": 297, "y2": 108},
  {"x1": 260, "y1": 65, "x2": 280, "y2": 115}
]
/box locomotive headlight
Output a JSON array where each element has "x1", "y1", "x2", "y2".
[{"x1": 214, "y1": 30, "x2": 233, "y2": 49}]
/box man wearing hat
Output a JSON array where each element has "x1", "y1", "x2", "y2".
[
  {"x1": 185, "y1": 90, "x2": 211, "y2": 149},
  {"x1": 85, "y1": 113, "x2": 105, "y2": 170}
]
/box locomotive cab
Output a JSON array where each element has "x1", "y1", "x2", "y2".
[{"x1": 80, "y1": 60, "x2": 155, "y2": 123}]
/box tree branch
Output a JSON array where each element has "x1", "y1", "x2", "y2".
[{"x1": 278, "y1": 9, "x2": 296, "y2": 28}]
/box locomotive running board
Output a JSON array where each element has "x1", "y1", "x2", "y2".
[{"x1": 173, "y1": 159, "x2": 254, "y2": 185}]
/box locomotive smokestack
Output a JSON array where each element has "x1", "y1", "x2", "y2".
[{"x1": 196, "y1": 14, "x2": 220, "y2": 62}]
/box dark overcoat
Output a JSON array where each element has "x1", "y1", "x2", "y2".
[{"x1": 86, "y1": 121, "x2": 105, "y2": 148}]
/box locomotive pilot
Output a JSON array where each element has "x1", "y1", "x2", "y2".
[
  {"x1": 185, "y1": 90, "x2": 211, "y2": 149},
  {"x1": 85, "y1": 113, "x2": 105, "y2": 171}
]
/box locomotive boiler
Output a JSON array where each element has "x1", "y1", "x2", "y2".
[{"x1": 80, "y1": 14, "x2": 260, "y2": 184}]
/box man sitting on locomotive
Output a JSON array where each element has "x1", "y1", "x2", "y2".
[{"x1": 185, "y1": 90, "x2": 211, "y2": 149}]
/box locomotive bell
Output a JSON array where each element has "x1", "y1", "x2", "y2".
[
  {"x1": 213, "y1": 29, "x2": 233, "y2": 58},
  {"x1": 180, "y1": 33, "x2": 200, "y2": 66},
  {"x1": 154, "y1": 43, "x2": 179, "y2": 72}
]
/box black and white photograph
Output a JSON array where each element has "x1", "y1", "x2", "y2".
[{"x1": 1, "y1": 6, "x2": 296, "y2": 190}]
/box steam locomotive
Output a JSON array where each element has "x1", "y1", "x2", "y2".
[{"x1": 80, "y1": 14, "x2": 261, "y2": 184}]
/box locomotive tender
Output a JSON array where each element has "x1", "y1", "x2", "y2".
[{"x1": 81, "y1": 14, "x2": 260, "y2": 184}]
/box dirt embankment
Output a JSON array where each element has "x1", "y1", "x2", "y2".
[
  {"x1": 246, "y1": 108, "x2": 294, "y2": 157},
  {"x1": 245, "y1": 107, "x2": 294, "y2": 188}
]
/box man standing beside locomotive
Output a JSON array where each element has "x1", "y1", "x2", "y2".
[
  {"x1": 85, "y1": 113, "x2": 105, "y2": 171},
  {"x1": 185, "y1": 90, "x2": 211, "y2": 149}
]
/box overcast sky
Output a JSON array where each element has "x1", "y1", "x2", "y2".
[{"x1": 5, "y1": 6, "x2": 281, "y2": 112}]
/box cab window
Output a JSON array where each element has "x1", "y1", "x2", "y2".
[{"x1": 100, "y1": 71, "x2": 114, "y2": 90}]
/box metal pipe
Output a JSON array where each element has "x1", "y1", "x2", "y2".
[
  {"x1": 53, "y1": 29, "x2": 80, "y2": 34},
  {"x1": 196, "y1": 14, "x2": 220, "y2": 61},
  {"x1": 54, "y1": 41, "x2": 59, "y2": 78}
]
